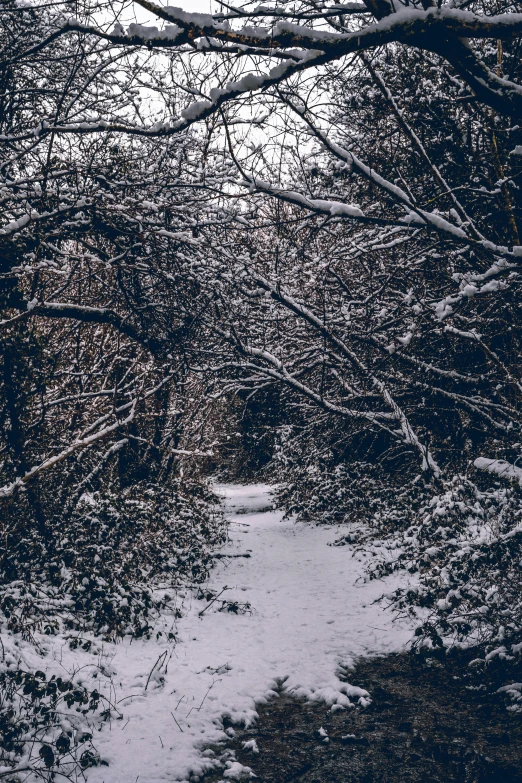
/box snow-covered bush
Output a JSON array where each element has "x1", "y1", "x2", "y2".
[
  {"x1": 0, "y1": 666, "x2": 109, "y2": 781},
  {"x1": 0, "y1": 480, "x2": 226, "y2": 640},
  {"x1": 275, "y1": 459, "x2": 390, "y2": 526},
  {"x1": 272, "y1": 418, "x2": 424, "y2": 528},
  {"x1": 368, "y1": 476, "x2": 522, "y2": 663},
  {"x1": 276, "y1": 420, "x2": 522, "y2": 664}
]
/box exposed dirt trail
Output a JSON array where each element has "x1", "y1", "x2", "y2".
[{"x1": 202, "y1": 651, "x2": 522, "y2": 783}]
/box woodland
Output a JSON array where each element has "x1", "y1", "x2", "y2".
[{"x1": 2, "y1": 0, "x2": 522, "y2": 779}]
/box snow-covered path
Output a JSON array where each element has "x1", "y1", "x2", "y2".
[{"x1": 83, "y1": 484, "x2": 413, "y2": 781}]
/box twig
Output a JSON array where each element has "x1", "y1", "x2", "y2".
[
  {"x1": 198, "y1": 586, "x2": 229, "y2": 617},
  {"x1": 145, "y1": 650, "x2": 168, "y2": 691},
  {"x1": 171, "y1": 711, "x2": 184, "y2": 732},
  {"x1": 197, "y1": 680, "x2": 219, "y2": 711},
  {"x1": 186, "y1": 679, "x2": 220, "y2": 718},
  {"x1": 117, "y1": 692, "x2": 144, "y2": 704},
  {"x1": 0, "y1": 767, "x2": 32, "y2": 779}
]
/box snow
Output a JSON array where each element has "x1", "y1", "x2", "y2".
[
  {"x1": 239, "y1": 178, "x2": 365, "y2": 220},
  {"x1": 474, "y1": 457, "x2": 522, "y2": 486},
  {"x1": 150, "y1": 7, "x2": 522, "y2": 49},
  {"x1": 3, "y1": 484, "x2": 414, "y2": 782},
  {"x1": 498, "y1": 682, "x2": 522, "y2": 693},
  {"x1": 164, "y1": 7, "x2": 218, "y2": 28},
  {"x1": 181, "y1": 100, "x2": 212, "y2": 120},
  {"x1": 127, "y1": 22, "x2": 182, "y2": 41},
  {"x1": 225, "y1": 73, "x2": 266, "y2": 93},
  {"x1": 222, "y1": 760, "x2": 255, "y2": 779}
]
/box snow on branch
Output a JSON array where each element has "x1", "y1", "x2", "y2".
[
  {"x1": 239, "y1": 176, "x2": 401, "y2": 226},
  {"x1": 8, "y1": 3, "x2": 522, "y2": 141},
  {"x1": 21, "y1": 302, "x2": 167, "y2": 355},
  {"x1": 283, "y1": 112, "x2": 522, "y2": 259},
  {"x1": 0, "y1": 201, "x2": 92, "y2": 237},
  {"x1": 474, "y1": 458, "x2": 522, "y2": 487},
  {"x1": 0, "y1": 404, "x2": 137, "y2": 500},
  {"x1": 133, "y1": 3, "x2": 522, "y2": 50},
  {"x1": 238, "y1": 271, "x2": 440, "y2": 475},
  {"x1": 0, "y1": 363, "x2": 177, "y2": 501}
]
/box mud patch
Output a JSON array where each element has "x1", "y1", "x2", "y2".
[{"x1": 201, "y1": 652, "x2": 522, "y2": 782}]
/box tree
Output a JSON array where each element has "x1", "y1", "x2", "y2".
[
  {"x1": 4, "y1": 0, "x2": 522, "y2": 481},
  {"x1": 3, "y1": 0, "x2": 522, "y2": 660},
  {"x1": 0, "y1": 2, "x2": 231, "y2": 649}
]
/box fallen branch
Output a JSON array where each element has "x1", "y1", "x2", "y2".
[{"x1": 198, "y1": 586, "x2": 229, "y2": 617}]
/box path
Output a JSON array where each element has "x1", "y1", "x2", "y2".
[{"x1": 80, "y1": 484, "x2": 414, "y2": 781}]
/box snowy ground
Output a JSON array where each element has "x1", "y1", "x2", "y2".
[{"x1": 5, "y1": 484, "x2": 415, "y2": 782}]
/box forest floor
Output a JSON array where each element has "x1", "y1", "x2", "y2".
[
  {"x1": 6, "y1": 484, "x2": 522, "y2": 782},
  {"x1": 84, "y1": 482, "x2": 414, "y2": 782},
  {"x1": 201, "y1": 651, "x2": 522, "y2": 783}
]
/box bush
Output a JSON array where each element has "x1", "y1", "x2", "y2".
[
  {"x1": 276, "y1": 435, "x2": 522, "y2": 680},
  {"x1": 0, "y1": 667, "x2": 110, "y2": 782},
  {"x1": 272, "y1": 422, "x2": 424, "y2": 528},
  {"x1": 367, "y1": 477, "x2": 522, "y2": 663},
  {"x1": 0, "y1": 479, "x2": 227, "y2": 640}
]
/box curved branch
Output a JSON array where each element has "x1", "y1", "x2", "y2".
[
  {"x1": 8, "y1": 7, "x2": 522, "y2": 142},
  {"x1": 23, "y1": 301, "x2": 168, "y2": 356},
  {"x1": 0, "y1": 403, "x2": 136, "y2": 500}
]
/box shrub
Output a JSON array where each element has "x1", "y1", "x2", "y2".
[
  {"x1": 0, "y1": 479, "x2": 227, "y2": 640},
  {"x1": 368, "y1": 477, "x2": 522, "y2": 665},
  {"x1": 0, "y1": 667, "x2": 110, "y2": 782}
]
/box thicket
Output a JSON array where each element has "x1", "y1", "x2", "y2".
[{"x1": 0, "y1": 7, "x2": 232, "y2": 777}]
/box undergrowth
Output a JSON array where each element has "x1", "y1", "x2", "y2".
[
  {"x1": 368, "y1": 478, "x2": 522, "y2": 680},
  {"x1": 0, "y1": 478, "x2": 227, "y2": 781},
  {"x1": 0, "y1": 666, "x2": 111, "y2": 782},
  {"x1": 0, "y1": 479, "x2": 226, "y2": 641}
]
